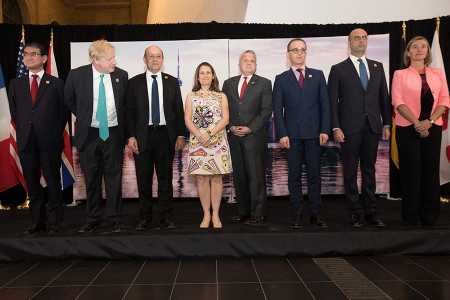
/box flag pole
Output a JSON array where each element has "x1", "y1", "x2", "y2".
[{"x1": 16, "y1": 24, "x2": 30, "y2": 210}]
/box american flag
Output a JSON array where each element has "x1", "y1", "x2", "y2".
[{"x1": 9, "y1": 34, "x2": 27, "y2": 191}]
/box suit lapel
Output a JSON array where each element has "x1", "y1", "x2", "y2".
[
  {"x1": 140, "y1": 73, "x2": 150, "y2": 119},
  {"x1": 110, "y1": 70, "x2": 120, "y2": 112},
  {"x1": 161, "y1": 72, "x2": 170, "y2": 117},
  {"x1": 288, "y1": 68, "x2": 301, "y2": 89},
  {"x1": 243, "y1": 75, "x2": 257, "y2": 100},
  {"x1": 22, "y1": 76, "x2": 33, "y2": 108},
  {"x1": 86, "y1": 66, "x2": 94, "y2": 119},
  {"x1": 34, "y1": 73, "x2": 50, "y2": 107},
  {"x1": 345, "y1": 58, "x2": 365, "y2": 92},
  {"x1": 366, "y1": 59, "x2": 376, "y2": 91}
]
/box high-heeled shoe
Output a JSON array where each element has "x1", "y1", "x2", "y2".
[
  {"x1": 200, "y1": 216, "x2": 211, "y2": 228},
  {"x1": 212, "y1": 217, "x2": 222, "y2": 229}
]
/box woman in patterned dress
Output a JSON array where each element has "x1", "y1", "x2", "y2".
[{"x1": 184, "y1": 62, "x2": 232, "y2": 228}]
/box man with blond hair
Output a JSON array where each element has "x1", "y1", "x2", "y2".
[{"x1": 65, "y1": 40, "x2": 129, "y2": 233}]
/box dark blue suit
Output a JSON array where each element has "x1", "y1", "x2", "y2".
[{"x1": 273, "y1": 67, "x2": 330, "y2": 216}]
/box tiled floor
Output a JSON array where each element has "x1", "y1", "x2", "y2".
[{"x1": 1, "y1": 256, "x2": 449, "y2": 299}]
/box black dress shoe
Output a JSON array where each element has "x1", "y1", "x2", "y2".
[
  {"x1": 111, "y1": 222, "x2": 125, "y2": 233},
  {"x1": 47, "y1": 226, "x2": 59, "y2": 235},
  {"x1": 351, "y1": 215, "x2": 364, "y2": 228},
  {"x1": 245, "y1": 216, "x2": 267, "y2": 226},
  {"x1": 290, "y1": 210, "x2": 303, "y2": 229},
  {"x1": 136, "y1": 220, "x2": 151, "y2": 231},
  {"x1": 231, "y1": 215, "x2": 250, "y2": 223},
  {"x1": 24, "y1": 224, "x2": 46, "y2": 235},
  {"x1": 78, "y1": 223, "x2": 98, "y2": 233},
  {"x1": 158, "y1": 220, "x2": 176, "y2": 230},
  {"x1": 310, "y1": 216, "x2": 328, "y2": 229},
  {"x1": 365, "y1": 215, "x2": 386, "y2": 228}
]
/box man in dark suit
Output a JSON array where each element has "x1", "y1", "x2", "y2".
[
  {"x1": 64, "y1": 40, "x2": 128, "y2": 233},
  {"x1": 126, "y1": 45, "x2": 185, "y2": 231},
  {"x1": 328, "y1": 28, "x2": 391, "y2": 228},
  {"x1": 222, "y1": 50, "x2": 272, "y2": 226},
  {"x1": 273, "y1": 38, "x2": 330, "y2": 229},
  {"x1": 8, "y1": 42, "x2": 66, "y2": 234}
]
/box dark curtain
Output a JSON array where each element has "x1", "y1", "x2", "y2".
[{"x1": 0, "y1": 17, "x2": 449, "y2": 201}]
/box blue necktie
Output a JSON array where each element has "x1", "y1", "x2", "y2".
[
  {"x1": 96, "y1": 74, "x2": 109, "y2": 141},
  {"x1": 358, "y1": 58, "x2": 369, "y2": 91},
  {"x1": 151, "y1": 75, "x2": 160, "y2": 125}
]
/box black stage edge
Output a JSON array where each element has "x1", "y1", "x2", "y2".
[{"x1": 0, "y1": 197, "x2": 450, "y2": 261}]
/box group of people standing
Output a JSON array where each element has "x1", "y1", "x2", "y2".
[{"x1": 7, "y1": 27, "x2": 449, "y2": 235}]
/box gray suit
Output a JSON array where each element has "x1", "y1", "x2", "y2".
[{"x1": 222, "y1": 74, "x2": 272, "y2": 217}]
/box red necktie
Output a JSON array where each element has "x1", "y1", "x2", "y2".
[
  {"x1": 239, "y1": 76, "x2": 248, "y2": 100},
  {"x1": 31, "y1": 74, "x2": 39, "y2": 106},
  {"x1": 296, "y1": 68, "x2": 304, "y2": 88}
]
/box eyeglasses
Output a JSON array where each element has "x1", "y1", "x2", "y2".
[
  {"x1": 23, "y1": 51, "x2": 42, "y2": 57},
  {"x1": 288, "y1": 48, "x2": 307, "y2": 54}
]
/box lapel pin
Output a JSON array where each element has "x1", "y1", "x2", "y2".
[
  {"x1": 115, "y1": 78, "x2": 119, "y2": 83},
  {"x1": 374, "y1": 64, "x2": 377, "y2": 68},
  {"x1": 164, "y1": 75, "x2": 168, "y2": 79},
  {"x1": 45, "y1": 80, "x2": 50, "y2": 84},
  {"x1": 308, "y1": 74, "x2": 312, "y2": 78},
  {"x1": 250, "y1": 81, "x2": 255, "y2": 85}
]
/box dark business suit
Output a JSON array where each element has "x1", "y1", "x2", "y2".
[
  {"x1": 223, "y1": 74, "x2": 272, "y2": 218},
  {"x1": 126, "y1": 72, "x2": 185, "y2": 224},
  {"x1": 328, "y1": 58, "x2": 391, "y2": 219},
  {"x1": 8, "y1": 73, "x2": 66, "y2": 229},
  {"x1": 64, "y1": 64, "x2": 128, "y2": 225},
  {"x1": 273, "y1": 68, "x2": 330, "y2": 216}
]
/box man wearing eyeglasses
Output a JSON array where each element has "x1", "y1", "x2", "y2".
[
  {"x1": 328, "y1": 28, "x2": 391, "y2": 228},
  {"x1": 8, "y1": 42, "x2": 67, "y2": 235},
  {"x1": 273, "y1": 38, "x2": 330, "y2": 229}
]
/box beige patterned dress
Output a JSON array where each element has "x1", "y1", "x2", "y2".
[{"x1": 187, "y1": 90, "x2": 232, "y2": 175}]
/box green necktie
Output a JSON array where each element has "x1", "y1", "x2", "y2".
[{"x1": 96, "y1": 74, "x2": 109, "y2": 141}]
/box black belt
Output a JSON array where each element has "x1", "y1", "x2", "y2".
[{"x1": 148, "y1": 124, "x2": 167, "y2": 130}]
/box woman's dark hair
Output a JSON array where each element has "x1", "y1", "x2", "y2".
[{"x1": 192, "y1": 61, "x2": 220, "y2": 92}]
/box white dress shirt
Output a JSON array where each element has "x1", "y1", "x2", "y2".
[
  {"x1": 28, "y1": 69, "x2": 45, "y2": 88},
  {"x1": 91, "y1": 66, "x2": 118, "y2": 128},
  {"x1": 349, "y1": 55, "x2": 370, "y2": 79},
  {"x1": 146, "y1": 70, "x2": 166, "y2": 125},
  {"x1": 238, "y1": 74, "x2": 253, "y2": 95}
]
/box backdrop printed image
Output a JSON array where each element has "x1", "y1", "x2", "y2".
[{"x1": 70, "y1": 35, "x2": 390, "y2": 200}]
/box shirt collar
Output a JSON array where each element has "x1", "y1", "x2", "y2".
[
  {"x1": 146, "y1": 70, "x2": 162, "y2": 78},
  {"x1": 350, "y1": 54, "x2": 367, "y2": 64},
  {"x1": 29, "y1": 69, "x2": 45, "y2": 79},
  {"x1": 240, "y1": 74, "x2": 253, "y2": 81},
  {"x1": 291, "y1": 66, "x2": 306, "y2": 74},
  {"x1": 92, "y1": 65, "x2": 110, "y2": 79}
]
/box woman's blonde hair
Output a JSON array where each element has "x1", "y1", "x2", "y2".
[
  {"x1": 89, "y1": 39, "x2": 114, "y2": 61},
  {"x1": 404, "y1": 36, "x2": 432, "y2": 67}
]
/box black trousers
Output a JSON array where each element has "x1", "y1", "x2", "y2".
[
  {"x1": 341, "y1": 120, "x2": 380, "y2": 217},
  {"x1": 19, "y1": 127, "x2": 63, "y2": 227},
  {"x1": 228, "y1": 132, "x2": 267, "y2": 217},
  {"x1": 79, "y1": 127, "x2": 123, "y2": 224},
  {"x1": 396, "y1": 124, "x2": 441, "y2": 225},
  {"x1": 134, "y1": 126, "x2": 174, "y2": 222},
  {"x1": 287, "y1": 138, "x2": 322, "y2": 215}
]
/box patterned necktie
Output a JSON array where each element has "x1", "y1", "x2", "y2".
[
  {"x1": 239, "y1": 76, "x2": 248, "y2": 100},
  {"x1": 151, "y1": 75, "x2": 160, "y2": 125},
  {"x1": 296, "y1": 68, "x2": 304, "y2": 88},
  {"x1": 96, "y1": 74, "x2": 109, "y2": 141},
  {"x1": 358, "y1": 58, "x2": 369, "y2": 91},
  {"x1": 30, "y1": 74, "x2": 38, "y2": 106}
]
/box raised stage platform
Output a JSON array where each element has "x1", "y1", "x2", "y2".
[{"x1": 0, "y1": 196, "x2": 449, "y2": 261}]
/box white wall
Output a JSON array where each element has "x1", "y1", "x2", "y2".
[{"x1": 147, "y1": 0, "x2": 450, "y2": 24}]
